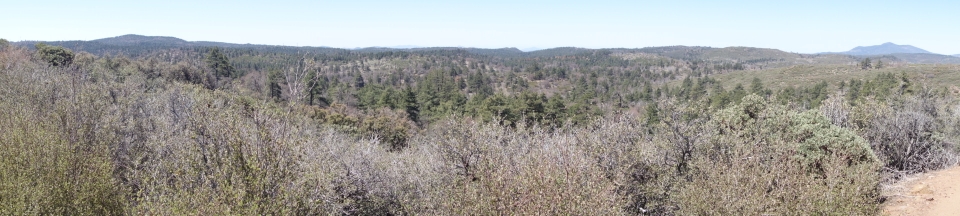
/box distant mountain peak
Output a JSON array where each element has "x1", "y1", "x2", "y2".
[
  {"x1": 519, "y1": 47, "x2": 545, "y2": 52},
  {"x1": 842, "y1": 42, "x2": 931, "y2": 56}
]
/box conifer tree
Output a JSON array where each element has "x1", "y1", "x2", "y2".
[
  {"x1": 403, "y1": 86, "x2": 420, "y2": 123},
  {"x1": 205, "y1": 47, "x2": 234, "y2": 79},
  {"x1": 355, "y1": 73, "x2": 366, "y2": 88},
  {"x1": 860, "y1": 58, "x2": 872, "y2": 70},
  {"x1": 267, "y1": 69, "x2": 283, "y2": 101},
  {"x1": 750, "y1": 77, "x2": 765, "y2": 95}
]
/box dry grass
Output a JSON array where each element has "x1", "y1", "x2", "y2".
[{"x1": 711, "y1": 64, "x2": 960, "y2": 91}]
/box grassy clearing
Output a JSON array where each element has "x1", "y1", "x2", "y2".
[{"x1": 713, "y1": 64, "x2": 960, "y2": 91}]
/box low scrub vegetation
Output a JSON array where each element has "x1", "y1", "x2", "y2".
[{"x1": 0, "y1": 44, "x2": 957, "y2": 215}]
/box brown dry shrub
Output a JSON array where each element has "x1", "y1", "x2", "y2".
[
  {"x1": 824, "y1": 91, "x2": 959, "y2": 180},
  {"x1": 417, "y1": 119, "x2": 627, "y2": 215}
]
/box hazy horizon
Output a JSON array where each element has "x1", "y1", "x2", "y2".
[
  {"x1": 3, "y1": 0, "x2": 958, "y2": 54},
  {"x1": 11, "y1": 34, "x2": 952, "y2": 56}
]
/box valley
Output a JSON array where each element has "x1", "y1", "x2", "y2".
[{"x1": 2, "y1": 35, "x2": 958, "y2": 214}]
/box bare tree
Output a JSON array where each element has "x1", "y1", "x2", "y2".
[{"x1": 284, "y1": 53, "x2": 320, "y2": 105}]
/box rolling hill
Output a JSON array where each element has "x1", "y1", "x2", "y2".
[
  {"x1": 13, "y1": 34, "x2": 960, "y2": 65},
  {"x1": 92, "y1": 34, "x2": 191, "y2": 46},
  {"x1": 883, "y1": 53, "x2": 960, "y2": 64},
  {"x1": 13, "y1": 34, "x2": 346, "y2": 56}
]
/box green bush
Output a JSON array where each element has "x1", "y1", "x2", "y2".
[
  {"x1": 675, "y1": 94, "x2": 880, "y2": 215},
  {"x1": 35, "y1": 43, "x2": 74, "y2": 67},
  {"x1": 0, "y1": 57, "x2": 123, "y2": 214}
]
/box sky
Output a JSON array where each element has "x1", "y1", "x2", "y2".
[{"x1": 2, "y1": 0, "x2": 959, "y2": 54}]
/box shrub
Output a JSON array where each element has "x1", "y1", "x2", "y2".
[
  {"x1": 35, "y1": 43, "x2": 75, "y2": 67},
  {"x1": 675, "y1": 94, "x2": 880, "y2": 215},
  {"x1": 358, "y1": 108, "x2": 417, "y2": 150},
  {"x1": 857, "y1": 92, "x2": 958, "y2": 179},
  {"x1": 824, "y1": 89, "x2": 959, "y2": 180},
  {"x1": 419, "y1": 119, "x2": 626, "y2": 215},
  {"x1": 0, "y1": 57, "x2": 123, "y2": 215}
]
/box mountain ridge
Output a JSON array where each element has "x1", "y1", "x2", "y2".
[
  {"x1": 92, "y1": 34, "x2": 189, "y2": 46},
  {"x1": 11, "y1": 35, "x2": 960, "y2": 64},
  {"x1": 827, "y1": 42, "x2": 932, "y2": 56}
]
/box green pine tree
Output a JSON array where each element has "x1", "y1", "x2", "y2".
[
  {"x1": 750, "y1": 77, "x2": 765, "y2": 95},
  {"x1": 205, "y1": 47, "x2": 234, "y2": 79},
  {"x1": 403, "y1": 87, "x2": 420, "y2": 123}
]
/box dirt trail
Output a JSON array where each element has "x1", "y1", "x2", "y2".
[{"x1": 883, "y1": 166, "x2": 960, "y2": 216}]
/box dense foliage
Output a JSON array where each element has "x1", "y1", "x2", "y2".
[
  {"x1": 0, "y1": 42, "x2": 957, "y2": 215},
  {"x1": 35, "y1": 43, "x2": 75, "y2": 67}
]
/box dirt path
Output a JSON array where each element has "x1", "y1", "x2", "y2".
[{"x1": 883, "y1": 166, "x2": 960, "y2": 216}]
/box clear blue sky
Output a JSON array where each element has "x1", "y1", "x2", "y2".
[{"x1": 2, "y1": 0, "x2": 958, "y2": 54}]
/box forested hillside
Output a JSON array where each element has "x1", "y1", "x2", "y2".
[{"x1": 1, "y1": 38, "x2": 958, "y2": 215}]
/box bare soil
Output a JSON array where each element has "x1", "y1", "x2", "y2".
[{"x1": 883, "y1": 166, "x2": 960, "y2": 216}]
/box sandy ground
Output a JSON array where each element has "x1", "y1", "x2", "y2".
[{"x1": 883, "y1": 166, "x2": 960, "y2": 216}]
